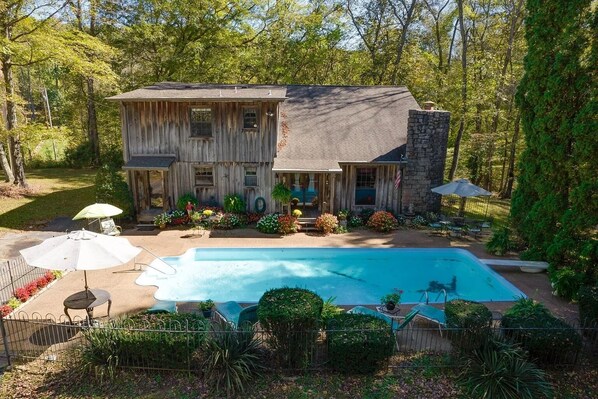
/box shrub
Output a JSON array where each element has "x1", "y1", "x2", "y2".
[
  {"x1": 579, "y1": 285, "x2": 598, "y2": 328},
  {"x1": 550, "y1": 266, "x2": 583, "y2": 300},
  {"x1": 95, "y1": 165, "x2": 134, "y2": 218},
  {"x1": 45, "y1": 271, "x2": 55, "y2": 282},
  {"x1": 153, "y1": 212, "x2": 171, "y2": 227},
  {"x1": 445, "y1": 299, "x2": 492, "y2": 352},
  {"x1": 14, "y1": 287, "x2": 30, "y2": 302},
  {"x1": 80, "y1": 313, "x2": 209, "y2": 373},
  {"x1": 257, "y1": 288, "x2": 323, "y2": 368},
  {"x1": 348, "y1": 215, "x2": 363, "y2": 228},
  {"x1": 64, "y1": 142, "x2": 94, "y2": 168},
  {"x1": 246, "y1": 212, "x2": 262, "y2": 224},
  {"x1": 501, "y1": 298, "x2": 582, "y2": 362},
  {"x1": 25, "y1": 281, "x2": 38, "y2": 296},
  {"x1": 359, "y1": 208, "x2": 375, "y2": 223},
  {"x1": 277, "y1": 214, "x2": 299, "y2": 234},
  {"x1": 321, "y1": 297, "x2": 344, "y2": 323},
  {"x1": 223, "y1": 194, "x2": 247, "y2": 213},
  {"x1": 1, "y1": 305, "x2": 12, "y2": 318},
  {"x1": 315, "y1": 213, "x2": 338, "y2": 234},
  {"x1": 458, "y1": 338, "x2": 553, "y2": 399},
  {"x1": 256, "y1": 214, "x2": 280, "y2": 234},
  {"x1": 367, "y1": 211, "x2": 398, "y2": 232},
  {"x1": 326, "y1": 313, "x2": 394, "y2": 374},
  {"x1": 176, "y1": 193, "x2": 198, "y2": 211},
  {"x1": 7, "y1": 297, "x2": 21, "y2": 309},
  {"x1": 199, "y1": 320, "x2": 264, "y2": 396},
  {"x1": 215, "y1": 213, "x2": 241, "y2": 230},
  {"x1": 485, "y1": 227, "x2": 513, "y2": 256},
  {"x1": 36, "y1": 276, "x2": 49, "y2": 289}
]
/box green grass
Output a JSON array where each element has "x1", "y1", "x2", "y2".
[
  {"x1": 441, "y1": 196, "x2": 511, "y2": 227},
  {"x1": 0, "y1": 168, "x2": 97, "y2": 233}
]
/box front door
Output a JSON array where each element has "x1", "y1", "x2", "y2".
[
  {"x1": 291, "y1": 173, "x2": 319, "y2": 207},
  {"x1": 134, "y1": 170, "x2": 168, "y2": 213}
]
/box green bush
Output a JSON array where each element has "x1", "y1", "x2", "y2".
[
  {"x1": 550, "y1": 266, "x2": 584, "y2": 300},
  {"x1": 501, "y1": 299, "x2": 582, "y2": 362},
  {"x1": 256, "y1": 213, "x2": 280, "y2": 234},
  {"x1": 366, "y1": 211, "x2": 399, "y2": 232},
  {"x1": 458, "y1": 338, "x2": 553, "y2": 399},
  {"x1": 64, "y1": 142, "x2": 94, "y2": 168},
  {"x1": 578, "y1": 285, "x2": 598, "y2": 343},
  {"x1": 95, "y1": 165, "x2": 134, "y2": 218},
  {"x1": 199, "y1": 320, "x2": 264, "y2": 396},
  {"x1": 485, "y1": 227, "x2": 513, "y2": 256},
  {"x1": 223, "y1": 194, "x2": 247, "y2": 213},
  {"x1": 80, "y1": 313, "x2": 209, "y2": 373},
  {"x1": 445, "y1": 299, "x2": 492, "y2": 352},
  {"x1": 257, "y1": 287, "x2": 323, "y2": 368},
  {"x1": 271, "y1": 182, "x2": 291, "y2": 204},
  {"x1": 326, "y1": 313, "x2": 394, "y2": 374},
  {"x1": 321, "y1": 297, "x2": 344, "y2": 323},
  {"x1": 176, "y1": 193, "x2": 198, "y2": 211}
]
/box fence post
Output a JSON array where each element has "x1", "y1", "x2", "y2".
[
  {"x1": 0, "y1": 316, "x2": 12, "y2": 368},
  {"x1": 7, "y1": 259, "x2": 16, "y2": 296}
]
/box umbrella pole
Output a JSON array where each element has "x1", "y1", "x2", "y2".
[{"x1": 84, "y1": 270, "x2": 89, "y2": 297}]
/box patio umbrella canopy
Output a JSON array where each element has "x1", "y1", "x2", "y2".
[
  {"x1": 72, "y1": 203, "x2": 123, "y2": 220},
  {"x1": 19, "y1": 229, "x2": 141, "y2": 293},
  {"x1": 431, "y1": 179, "x2": 491, "y2": 217}
]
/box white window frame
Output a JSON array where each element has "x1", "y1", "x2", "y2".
[
  {"x1": 190, "y1": 107, "x2": 213, "y2": 137},
  {"x1": 244, "y1": 166, "x2": 258, "y2": 187},
  {"x1": 194, "y1": 166, "x2": 214, "y2": 186}
]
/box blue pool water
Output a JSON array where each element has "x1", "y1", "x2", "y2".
[{"x1": 136, "y1": 248, "x2": 526, "y2": 305}]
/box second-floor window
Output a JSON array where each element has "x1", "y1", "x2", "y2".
[
  {"x1": 195, "y1": 166, "x2": 213, "y2": 186},
  {"x1": 190, "y1": 108, "x2": 212, "y2": 137},
  {"x1": 244, "y1": 166, "x2": 258, "y2": 186},
  {"x1": 243, "y1": 108, "x2": 258, "y2": 129}
]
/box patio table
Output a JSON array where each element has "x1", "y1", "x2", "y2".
[{"x1": 63, "y1": 288, "x2": 112, "y2": 324}]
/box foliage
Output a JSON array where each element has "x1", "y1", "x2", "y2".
[
  {"x1": 153, "y1": 212, "x2": 171, "y2": 227},
  {"x1": 458, "y1": 338, "x2": 553, "y2": 399},
  {"x1": 277, "y1": 215, "x2": 299, "y2": 235},
  {"x1": 321, "y1": 297, "x2": 344, "y2": 323},
  {"x1": 64, "y1": 142, "x2": 95, "y2": 168},
  {"x1": 80, "y1": 313, "x2": 209, "y2": 373},
  {"x1": 0, "y1": 305, "x2": 12, "y2": 318},
  {"x1": 292, "y1": 209, "x2": 302, "y2": 218},
  {"x1": 511, "y1": 0, "x2": 597, "y2": 300},
  {"x1": 578, "y1": 285, "x2": 598, "y2": 329},
  {"x1": 326, "y1": 313, "x2": 394, "y2": 374},
  {"x1": 224, "y1": 194, "x2": 247, "y2": 213},
  {"x1": 501, "y1": 299, "x2": 582, "y2": 362},
  {"x1": 7, "y1": 297, "x2": 21, "y2": 309},
  {"x1": 94, "y1": 165, "x2": 134, "y2": 218},
  {"x1": 271, "y1": 183, "x2": 292, "y2": 204},
  {"x1": 359, "y1": 208, "x2": 376, "y2": 223},
  {"x1": 445, "y1": 300, "x2": 492, "y2": 352},
  {"x1": 348, "y1": 215, "x2": 364, "y2": 228},
  {"x1": 214, "y1": 213, "x2": 242, "y2": 230},
  {"x1": 199, "y1": 320, "x2": 264, "y2": 396},
  {"x1": 550, "y1": 266, "x2": 584, "y2": 300},
  {"x1": 334, "y1": 225, "x2": 348, "y2": 234},
  {"x1": 257, "y1": 287, "x2": 323, "y2": 368},
  {"x1": 380, "y1": 289, "x2": 403, "y2": 306},
  {"x1": 411, "y1": 215, "x2": 427, "y2": 227},
  {"x1": 256, "y1": 214, "x2": 280, "y2": 234},
  {"x1": 315, "y1": 213, "x2": 338, "y2": 234},
  {"x1": 198, "y1": 300, "x2": 214, "y2": 311},
  {"x1": 485, "y1": 227, "x2": 513, "y2": 256},
  {"x1": 367, "y1": 211, "x2": 399, "y2": 232},
  {"x1": 337, "y1": 209, "x2": 349, "y2": 220},
  {"x1": 176, "y1": 193, "x2": 198, "y2": 211}
]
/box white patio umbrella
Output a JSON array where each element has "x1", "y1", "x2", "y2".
[
  {"x1": 431, "y1": 178, "x2": 491, "y2": 217},
  {"x1": 72, "y1": 203, "x2": 123, "y2": 220},
  {"x1": 19, "y1": 229, "x2": 141, "y2": 297}
]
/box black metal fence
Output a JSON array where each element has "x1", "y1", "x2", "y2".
[
  {"x1": 0, "y1": 257, "x2": 47, "y2": 304},
  {"x1": 1, "y1": 311, "x2": 597, "y2": 372}
]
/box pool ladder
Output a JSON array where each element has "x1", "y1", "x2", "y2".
[
  {"x1": 114, "y1": 246, "x2": 177, "y2": 275},
  {"x1": 419, "y1": 289, "x2": 448, "y2": 305}
]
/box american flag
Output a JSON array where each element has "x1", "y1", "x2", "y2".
[{"x1": 394, "y1": 168, "x2": 402, "y2": 189}]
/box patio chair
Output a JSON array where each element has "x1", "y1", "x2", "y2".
[
  {"x1": 347, "y1": 306, "x2": 419, "y2": 332},
  {"x1": 214, "y1": 301, "x2": 258, "y2": 328},
  {"x1": 411, "y1": 303, "x2": 446, "y2": 335},
  {"x1": 100, "y1": 218, "x2": 122, "y2": 236},
  {"x1": 145, "y1": 300, "x2": 178, "y2": 314}
]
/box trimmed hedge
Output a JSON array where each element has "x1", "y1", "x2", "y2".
[
  {"x1": 326, "y1": 313, "x2": 394, "y2": 374},
  {"x1": 578, "y1": 285, "x2": 598, "y2": 342},
  {"x1": 501, "y1": 299, "x2": 582, "y2": 362},
  {"x1": 445, "y1": 299, "x2": 492, "y2": 352},
  {"x1": 257, "y1": 288, "x2": 323, "y2": 368},
  {"x1": 81, "y1": 313, "x2": 209, "y2": 370}
]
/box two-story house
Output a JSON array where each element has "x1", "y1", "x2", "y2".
[{"x1": 108, "y1": 83, "x2": 450, "y2": 221}]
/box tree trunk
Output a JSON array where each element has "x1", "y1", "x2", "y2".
[
  {"x1": 448, "y1": 0, "x2": 468, "y2": 181},
  {"x1": 87, "y1": 77, "x2": 100, "y2": 165},
  {"x1": 500, "y1": 112, "x2": 520, "y2": 199},
  {"x1": 0, "y1": 142, "x2": 14, "y2": 182},
  {"x1": 1, "y1": 49, "x2": 28, "y2": 188},
  {"x1": 390, "y1": 0, "x2": 418, "y2": 85}
]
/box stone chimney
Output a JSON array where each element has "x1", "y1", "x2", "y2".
[{"x1": 401, "y1": 107, "x2": 450, "y2": 214}]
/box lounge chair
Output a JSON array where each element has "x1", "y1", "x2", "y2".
[
  {"x1": 146, "y1": 300, "x2": 178, "y2": 314},
  {"x1": 100, "y1": 218, "x2": 122, "y2": 236},
  {"x1": 214, "y1": 301, "x2": 258, "y2": 328},
  {"x1": 412, "y1": 303, "x2": 446, "y2": 335},
  {"x1": 347, "y1": 306, "x2": 419, "y2": 332}
]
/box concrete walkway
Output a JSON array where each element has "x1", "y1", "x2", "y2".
[{"x1": 4, "y1": 226, "x2": 579, "y2": 322}]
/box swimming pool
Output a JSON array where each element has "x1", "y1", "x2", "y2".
[{"x1": 136, "y1": 248, "x2": 526, "y2": 305}]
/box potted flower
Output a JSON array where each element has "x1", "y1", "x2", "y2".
[
  {"x1": 380, "y1": 289, "x2": 403, "y2": 311},
  {"x1": 198, "y1": 299, "x2": 215, "y2": 318},
  {"x1": 153, "y1": 212, "x2": 171, "y2": 229},
  {"x1": 291, "y1": 197, "x2": 300, "y2": 206},
  {"x1": 337, "y1": 209, "x2": 349, "y2": 228},
  {"x1": 292, "y1": 209, "x2": 302, "y2": 218}
]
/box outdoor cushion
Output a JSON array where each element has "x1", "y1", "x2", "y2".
[{"x1": 215, "y1": 301, "x2": 258, "y2": 327}]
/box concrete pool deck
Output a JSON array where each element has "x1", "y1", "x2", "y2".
[{"x1": 2, "y1": 227, "x2": 579, "y2": 322}]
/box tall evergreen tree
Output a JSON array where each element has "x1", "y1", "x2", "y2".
[{"x1": 512, "y1": 0, "x2": 597, "y2": 298}]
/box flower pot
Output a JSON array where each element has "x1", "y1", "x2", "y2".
[
  {"x1": 385, "y1": 301, "x2": 396, "y2": 311},
  {"x1": 202, "y1": 309, "x2": 213, "y2": 319},
  {"x1": 339, "y1": 220, "x2": 347, "y2": 228},
  {"x1": 159, "y1": 224, "x2": 166, "y2": 229}
]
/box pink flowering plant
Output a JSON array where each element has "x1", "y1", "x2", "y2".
[
  {"x1": 367, "y1": 211, "x2": 399, "y2": 232},
  {"x1": 315, "y1": 213, "x2": 338, "y2": 234}
]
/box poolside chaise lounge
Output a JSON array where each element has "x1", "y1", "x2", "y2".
[
  {"x1": 411, "y1": 303, "x2": 446, "y2": 335},
  {"x1": 215, "y1": 301, "x2": 258, "y2": 328},
  {"x1": 347, "y1": 306, "x2": 419, "y2": 332}
]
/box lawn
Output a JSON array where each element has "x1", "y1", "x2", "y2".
[{"x1": 0, "y1": 168, "x2": 97, "y2": 234}]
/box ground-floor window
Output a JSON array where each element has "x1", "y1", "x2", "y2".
[
  {"x1": 355, "y1": 167, "x2": 376, "y2": 205},
  {"x1": 194, "y1": 166, "x2": 214, "y2": 186},
  {"x1": 244, "y1": 166, "x2": 258, "y2": 187}
]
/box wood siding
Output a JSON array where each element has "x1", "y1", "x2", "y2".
[{"x1": 335, "y1": 164, "x2": 400, "y2": 213}]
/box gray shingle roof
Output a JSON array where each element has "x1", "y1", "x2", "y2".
[
  {"x1": 278, "y1": 85, "x2": 419, "y2": 164},
  {"x1": 272, "y1": 158, "x2": 342, "y2": 172},
  {"x1": 123, "y1": 155, "x2": 176, "y2": 170},
  {"x1": 108, "y1": 82, "x2": 287, "y2": 102}
]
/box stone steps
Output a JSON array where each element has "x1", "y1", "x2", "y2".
[{"x1": 297, "y1": 217, "x2": 317, "y2": 232}]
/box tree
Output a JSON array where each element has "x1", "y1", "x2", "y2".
[{"x1": 511, "y1": 0, "x2": 597, "y2": 298}]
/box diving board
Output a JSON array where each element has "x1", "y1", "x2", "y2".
[{"x1": 479, "y1": 258, "x2": 548, "y2": 273}]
